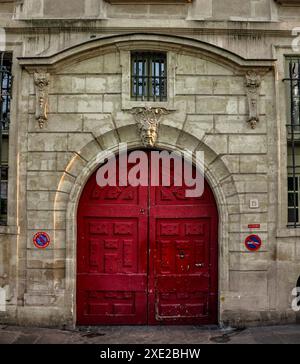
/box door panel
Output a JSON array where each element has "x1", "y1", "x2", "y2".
[
  {"x1": 77, "y1": 161, "x2": 148, "y2": 325},
  {"x1": 148, "y1": 160, "x2": 218, "y2": 324}
]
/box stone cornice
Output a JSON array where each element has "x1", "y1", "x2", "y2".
[
  {"x1": 3, "y1": 21, "x2": 300, "y2": 39},
  {"x1": 17, "y1": 33, "x2": 275, "y2": 72},
  {"x1": 274, "y1": 0, "x2": 300, "y2": 5}
]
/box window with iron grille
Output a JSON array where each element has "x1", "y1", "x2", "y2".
[
  {"x1": 0, "y1": 53, "x2": 12, "y2": 225},
  {"x1": 285, "y1": 58, "x2": 300, "y2": 227},
  {"x1": 131, "y1": 52, "x2": 167, "y2": 102},
  {"x1": 287, "y1": 147, "x2": 300, "y2": 224}
]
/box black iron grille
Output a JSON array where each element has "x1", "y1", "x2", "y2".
[
  {"x1": 131, "y1": 52, "x2": 167, "y2": 102},
  {"x1": 284, "y1": 58, "x2": 300, "y2": 227},
  {"x1": 0, "y1": 53, "x2": 12, "y2": 225}
]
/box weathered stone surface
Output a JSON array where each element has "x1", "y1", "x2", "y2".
[
  {"x1": 215, "y1": 115, "x2": 267, "y2": 134},
  {"x1": 86, "y1": 75, "x2": 121, "y2": 93},
  {"x1": 27, "y1": 152, "x2": 57, "y2": 171},
  {"x1": 239, "y1": 155, "x2": 268, "y2": 173},
  {"x1": 103, "y1": 94, "x2": 122, "y2": 113},
  {"x1": 202, "y1": 134, "x2": 228, "y2": 155},
  {"x1": 58, "y1": 95, "x2": 103, "y2": 113},
  {"x1": 27, "y1": 171, "x2": 63, "y2": 191},
  {"x1": 229, "y1": 135, "x2": 267, "y2": 154},
  {"x1": 28, "y1": 114, "x2": 83, "y2": 133},
  {"x1": 49, "y1": 76, "x2": 86, "y2": 94},
  {"x1": 183, "y1": 115, "x2": 214, "y2": 140},
  {"x1": 83, "y1": 113, "x2": 115, "y2": 136},
  {"x1": 196, "y1": 96, "x2": 238, "y2": 114},
  {"x1": 67, "y1": 133, "x2": 95, "y2": 152},
  {"x1": 28, "y1": 133, "x2": 68, "y2": 152}
]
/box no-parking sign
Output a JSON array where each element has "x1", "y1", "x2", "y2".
[
  {"x1": 245, "y1": 234, "x2": 262, "y2": 252},
  {"x1": 33, "y1": 232, "x2": 51, "y2": 249}
]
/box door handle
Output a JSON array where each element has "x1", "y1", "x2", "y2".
[{"x1": 195, "y1": 263, "x2": 204, "y2": 267}]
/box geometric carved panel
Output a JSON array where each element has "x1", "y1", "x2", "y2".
[
  {"x1": 86, "y1": 291, "x2": 136, "y2": 316},
  {"x1": 114, "y1": 222, "x2": 134, "y2": 235},
  {"x1": 157, "y1": 292, "x2": 208, "y2": 318},
  {"x1": 104, "y1": 239, "x2": 119, "y2": 249},
  {"x1": 89, "y1": 222, "x2": 109, "y2": 235},
  {"x1": 160, "y1": 223, "x2": 179, "y2": 236},
  {"x1": 104, "y1": 254, "x2": 118, "y2": 273},
  {"x1": 85, "y1": 219, "x2": 138, "y2": 275},
  {"x1": 185, "y1": 223, "x2": 204, "y2": 235},
  {"x1": 123, "y1": 239, "x2": 134, "y2": 267},
  {"x1": 91, "y1": 186, "x2": 137, "y2": 204},
  {"x1": 89, "y1": 239, "x2": 99, "y2": 270}
]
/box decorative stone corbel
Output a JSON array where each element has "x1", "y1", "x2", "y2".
[
  {"x1": 34, "y1": 71, "x2": 50, "y2": 129},
  {"x1": 245, "y1": 71, "x2": 261, "y2": 129},
  {"x1": 129, "y1": 107, "x2": 172, "y2": 148}
]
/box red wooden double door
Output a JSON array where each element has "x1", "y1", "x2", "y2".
[{"x1": 77, "y1": 152, "x2": 218, "y2": 325}]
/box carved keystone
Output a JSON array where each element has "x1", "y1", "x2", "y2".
[{"x1": 129, "y1": 107, "x2": 172, "y2": 148}]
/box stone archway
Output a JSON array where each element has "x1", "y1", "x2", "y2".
[{"x1": 53, "y1": 124, "x2": 239, "y2": 326}]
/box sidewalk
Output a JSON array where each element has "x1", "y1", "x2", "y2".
[{"x1": 0, "y1": 324, "x2": 300, "y2": 344}]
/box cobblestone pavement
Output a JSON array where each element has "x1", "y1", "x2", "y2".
[{"x1": 0, "y1": 324, "x2": 299, "y2": 344}]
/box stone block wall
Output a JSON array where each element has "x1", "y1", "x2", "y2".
[
  {"x1": 14, "y1": 0, "x2": 276, "y2": 20},
  {"x1": 7, "y1": 40, "x2": 283, "y2": 327}
]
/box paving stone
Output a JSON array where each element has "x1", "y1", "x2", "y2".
[
  {"x1": 0, "y1": 324, "x2": 299, "y2": 344},
  {"x1": 35, "y1": 334, "x2": 71, "y2": 344},
  {"x1": 252, "y1": 333, "x2": 286, "y2": 345},
  {"x1": 12, "y1": 334, "x2": 39, "y2": 344},
  {"x1": 276, "y1": 333, "x2": 300, "y2": 344},
  {"x1": 0, "y1": 332, "x2": 20, "y2": 344}
]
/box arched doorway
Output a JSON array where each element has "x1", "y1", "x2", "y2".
[{"x1": 76, "y1": 151, "x2": 218, "y2": 325}]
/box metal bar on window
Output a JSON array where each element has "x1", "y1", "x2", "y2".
[
  {"x1": 0, "y1": 54, "x2": 3, "y2": 223},
  {"x1": 136, "y1": 56, "x2": 139, "y2": 101},
  {"x1": 291, "y1": 61, "x2": 297, "y2": 227},
  {"x1": 131, "y1": 52, "x2": 167, "y2": 102},
  {"x1": 147, "y1": 57, "x2": 151, "y2": 102},
  {"x1": 284, "y1": 58, "x2": 300, "y2": 227},
  {"x1": 143, "y1": 59, "x2": 146, "y2": 101},
  {"x1": 159, "y1": 60, "x2": 162, "y2": 102},
  {"x1": 0, "y1": 52, "x2": 11, "y2": 225}
]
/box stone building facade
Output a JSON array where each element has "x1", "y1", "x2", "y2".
[{"x1": 0, "y1": 0, "x2": 299, "y2": 327}]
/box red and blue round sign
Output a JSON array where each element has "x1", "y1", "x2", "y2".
[
  {"x1": 245, "y1": 234, "x2": 262, "y2": 252},
  {"x1": 33, "y1": 232, "x2": 50, "y2": 249}
]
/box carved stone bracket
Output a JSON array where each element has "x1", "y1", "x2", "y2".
[
  {"x1": 34, "y1": 71, "x2": 50, "y2": 129},
  {"x1": 245, "y1": 71, "x2": 262, "y2": 129},
  {"x1": 129, "y1": 107, "x2": 172, "y2": 148}
]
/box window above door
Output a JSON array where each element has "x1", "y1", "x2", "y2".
[
  {"x1": 120, "y1": 49, "x2": 175, "y2": 110},
  {"x1": 131, "y1": 52, "x2": 167, "y2": 102},
  {"x1": 285, "y1": 57, "x2": 300, "y2": 227}
]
